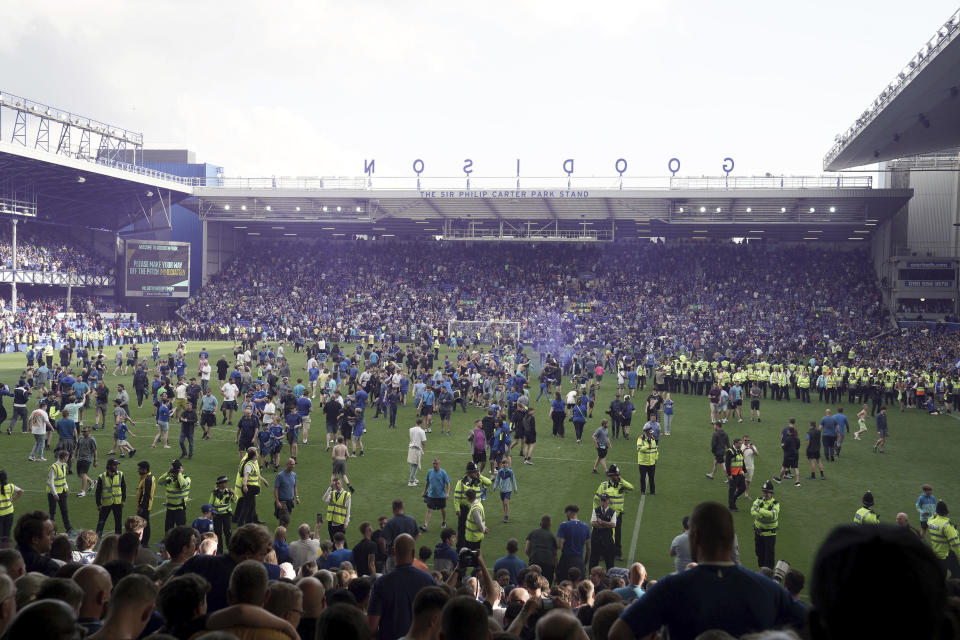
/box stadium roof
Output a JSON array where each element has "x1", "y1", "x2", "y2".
[
  {"x1": 185, "y1": 176, "x2": 911, "y2": 242},
  {"x1": 824, "y1": 9, "x2": 960, "y2": 170},
  {"x1": 0, "y1": 142, "x2": 192, "y2": 231}
]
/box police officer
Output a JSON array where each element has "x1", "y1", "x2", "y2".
[
  {"x1": 589, "y1": 493, "x2": 617, "y2": 569},
  {"x1": 751, "y1": 480, "x2": 780, "y2": 569},
  {"x1": 926, "y1": 501, "x2": 960, "y2": 578},
  {"x1": 210, "y1": 475, "x2": 235, "y2": 552},
  {"x1": 726, "y1": 438, "x2": 746, "y2": 512},
  {"x1": 636, "y1": 424, "x2": 658, "y2": 495},
  {"x1": 593, "y1": 464, "x2": 634, "y2": 560},
  {"x1": 157, "y1": 459, "x2": 191, "y2": 533},
  {"x1": 454, "y1": 461, "x2": 492, "y2": 544},
  {"x1": 854, "y1": 491, "x2": 879, "y2": 524},
  {"x1": 94, "y1": 459, "x2": 126, "y2": 537}
]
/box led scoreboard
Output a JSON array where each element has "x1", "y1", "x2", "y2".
[{"x1": 124, "y1": 240, "x2": 190, "y2": 298}]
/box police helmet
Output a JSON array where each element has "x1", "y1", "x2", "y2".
[
  {"x1": 466, "y1": 462, "x2": 478, "y2": 473},
  {"x1": 606, "y1": 464, "x2": 620, "y2": 476},
  {"x1": 762, "y1": 480, "x2": 775, "y2": 493},
  {"x1": 862, "y1": 491, "x2": 874, "y2": 507}
]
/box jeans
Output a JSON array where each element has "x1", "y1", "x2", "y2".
[
  {"x1": 409, "y1": 463, "x2": 419, "y2": 484},
  {"x1": 30, "y1": 434, "x2": 45, "y2": 459},
  {"x1": 389, "y1": 405, "x2": 398, "y2": 428},
  {"x1": 664, "y1": 413, "x2": 673, "y2": 434},
  {"x1": 180, "y1": 425, "x2": 195, "y2": 458},
  {"x1": 8, "y1": 406, "x2": 27, "y2": 433}
]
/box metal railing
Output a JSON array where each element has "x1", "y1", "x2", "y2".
[
  {"x1": 442, "y1": 228, "x2": 614, "y2": 241},
  {"x1": 0, "y1": 90, "x2": 143, "y2": 145},
  {"x1": 824, "y1": 7, "x2": 960, "y2": 167}
]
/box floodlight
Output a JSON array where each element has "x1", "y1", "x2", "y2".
[
  {"x1": 337, "y1": 206, "x2": 342, "y2": 212},
  {"x1": 715, "y1": 207, "x2": 721, "y2": 213},
  {"x1": 241, "y1": 205, "x2": 247, "y2": 211},
  {"x1": 699, "y1": 206, "x2": 706, "y2": 213},
  {"x1": 323, "y1": 206, "x2": 328, "y2": 212},
  {"x1": 780, "y1": 207, "x2": 786, "y2": 213},
  {"x1": 829, "y1": 207, "x2": 836, "y2": 213},
  {"x1": 745, "y1": 207, "x2": 752, "y2": 213},
  {"x1": 295, "y1": 206, "x2": 301, "y2": 212},
  {"x1": 224, "y1": 205, "x2": 230, "y2": 210},
  {"x1": 809, "y1": 207, "x2": 815, "y2": 213},
  {"x1": 265, "y1": 205, "x2": 271, "y2": 211}
]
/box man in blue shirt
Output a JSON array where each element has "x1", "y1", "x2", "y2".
[
  {"x1": 296, "y1": 394, "x2": 312, "y2": 445},
  {"x1": 421, "y1": 458, "x2": 450, "y2": 532},
  {"x1": 284, "y1": 406, "x2": 302, "y2": 460},
  {"x1": 326, "y1": 531, "x2": 354, "y2": 569},
  {"x1": 610, "y1": 502, "x2": 805, "y2": 640},
  {"x1": 834, "y1": 407, "x2": 850, "y2": 457},
  {"x1": 493, "y1": 539, "x2": 526, "y2": 586},
  {"x1": 557, "y1": 504, "x2": 591, "y2": 580},
  {"x1": 273, "y1": 457, "x2": 299, "y2": 518},
  {"x1": 819, "y1": 409, "x2": 839, "y2": 462},
  {"x1": 368, "y1": 534, "x2": 435, "y2": 640}
]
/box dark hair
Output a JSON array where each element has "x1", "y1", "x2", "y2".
[
  {"x1": 0, "y1": 471, "x2": 7, "y2": 496},
  {"x1": 157, "y1": 574, "x2": 211, "y2": 628},
  {"x1": 102, "y1": 559, "x2": 134, "y2": 586},
  {"x1": 784, "y1": 568, "x2": 805, "y2": 596},
  {"x1": 441, "y1": 527, "x2": 456, "y2": 543},
  {"x1": 441, "y1": 595, "x2": 489, "y2": 640},
  {"x1": 506, "y1": 539, "x2": 519, "y2": 554},
  {"x1": 13, "y1": 510, "x2": 49, "y2": 549},
  {"x1": 117, "y1": 532, "x2": 142, "y2": 561},
  {"x1": 164, "y1": 526, "x2": 197, "y2": 558},
  {"x1": 347, "y1": 577, "x2": 372, "y2": 605},
  {"x1": 315, "y1": 603, "x2": 371, "y2": 640},
  {"x1": 413, "y1": 585, "x2": 450, "y2": 618}
]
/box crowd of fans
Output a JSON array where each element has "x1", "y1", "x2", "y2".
[
  {"x1": 0, "y1": 503, "x2": 955, "y2": 639},
  {"x1": 0, "y1": 226, "x2": 113, "y2": 276}
]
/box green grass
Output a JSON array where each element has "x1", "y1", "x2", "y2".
[{"x1": 3, "y1": 341, "x2": 954, "y2": 583}]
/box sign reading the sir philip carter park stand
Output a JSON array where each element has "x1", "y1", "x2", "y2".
[{"x1": 124, "y1": 240, "x2": 191, "y2": 298}]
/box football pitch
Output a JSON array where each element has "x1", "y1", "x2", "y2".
[{"x1": 2, "y1": 340, "x2": 955, "y2": 584}]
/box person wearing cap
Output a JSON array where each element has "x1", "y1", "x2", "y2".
[
  {"x1": 608, "y1": 394, "x2": 625, "y2": 440},
  {"x1": 589, "y1": 493, "x2": 617, "y2": 569},
  {"x1": 854, "y1": 492, "x2": 879, "y2": 525},
  {"x1": 209, "y1": 475, "x2": 235, "y2": 552},
  {"x1": 136, "y1": 460, "x2": 155, "y2": 547},
  {"x1": 926, "y1": 501, "x2": 960, "y2": 578},
  {"x1": 750, "y1": 480, "x2": 780, "y2": 569},
  {"x1": 157, "y1": 460, "x2": 192, "y2": 533},
  {"x1": 592, "y1": 464, "x2": 634, "y2": 560},
  {"x1": 454, "y1": 460, "x2": 492, "y2": 545},
  {"x1": 94, "y1": 458, "x2": 126, "y2": 537},
  {"x1": 916, "y1": 484, "x2": 937, "y2": 538},
  {"x1": 191, "y1": 503, "x2": 215, "y2": 535},
  {"x1": 636, "y1": 424, "x2": 658, "y2": 495}
]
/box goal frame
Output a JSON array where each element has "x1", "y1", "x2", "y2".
[{"x1": 447, "y1": 319, "x2": 521, "y2": 344}]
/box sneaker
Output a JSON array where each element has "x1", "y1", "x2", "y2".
[
  {"x1": 77, "y1": 491, "x2": 86, "y2": 497},
  {"x1": 705, "y1": 473, "x2": 714, "y2": 479},
  {"x1": 419, "y1": 525, "x2": 428, "y2": 532},
  {"x1": 441, "y1": 521, "x2": 446, "y2": 528},
  {"x1": 27, "y1": 456, "x2": 35, "y2": 462},
  {"x1": 592, "y1": 469, "x2": 599, "y2": 474},
  {"x1": 129, "y1": 449, "x2": 136, "y2": 456},
  {"x1": 773, "y1": 476, "x2": 782, "y2": 484},
  {"x1": 794, "y1": 482, "x2": 801, "y2": 487},
  {"x1": 820, "y1": 473, "x2": 825, "y2": 480},
  {"x1": 757, "y1": 419, "x2": 761, "y2": 422},
  {"x1": 873, "y1": 444, "x2": 878, "y2": 453},
  {"x1": 163, "y1": 445, "x2": 171, "y2": 449},
  {"x1": 810, "y1": 473, "x2": 815, "y2": 479},
  {"x1": 738, "y1": 418, "x2": 743, "y2": 423},
  {"x1": 503, "y1": 516, "x2": 509, "y2": 523},
  {"x1": 723, "y1": 478, "x2": 729, "y2": 483},
  {"x1": 526, "y1": 459, "x2": 534, "y2": 465}
]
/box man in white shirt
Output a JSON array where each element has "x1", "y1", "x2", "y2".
[
  {"x1": 407, "y1": 418, "x2": 427, "y2": 487},
  {"x1": 200, "y1": 361, "x2": 212, "y2": 393},
  {"x1": 262, "y1": 396, "x2": 276, "y2": 427},
  {"x1": 741, "y1": 435, "x2": 759, "y2": 500},
  {"x1": 288, "y1": 523, "x2": 321, "y2": 572},
  {"x1": 221, "y1": 380, "x2": 239, "y2": 425}
]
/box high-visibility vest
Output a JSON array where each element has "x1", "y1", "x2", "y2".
[
  {"x1": 636, "y1": 437, "x2": 659, "y2": 466},
  {"x1": 0, "y1": 484, "x2": 15, "y2": 516},
  {"x1": 465, "y1": 501, "x2": 485, "y2": 542},
  {"x1": 927, "y1": 515, "x2": 960, "y2": 560},
  {"x1": 454, "y1": 476, "x2": 491, "y2": 508},
  {"x1": 854, "y1": 507, "x2": 879, "y2": 525},
  {"x1": 326, "y1": 490, "x2": 349, "y2": 524},
  {"x1": 99, "y1": 471, "x2": 124, "y2": 506},
  {"x1": 48, "y1": 463, "x2": 67, "y2": 495},
  {"x1": 593, "y1": 479, "x2": 633, "y2": 514},
  {"x1": 727, "y1": 448, "x2": 744, "y2": 475},
  {"x1": 751, "y1": 498, "x2": 780, "y2": 535},
  {"x1": 210, "y1": 490, "x2": 235, "y2": 515},
  {"x1": 234, "y1": 458, "x2": 261, "y2": 494},
  {"x1": 163, "y1": 474, "x2": 191, "y2": 510}
]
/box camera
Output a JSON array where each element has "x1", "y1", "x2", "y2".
[
  {"x1": 773, "y1": 560, "x2": 790, "y2": 584},
  {"x1": 458, "y1": 547, "x2": 479, "y2": 568},
  {"x1": 316, "y1": 512, "x2": 324, "y2": 523},
  {"x1": 540, "y1": 598, "x2": 554, "y2": 611}
]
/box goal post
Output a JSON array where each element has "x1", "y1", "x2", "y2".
[{"x1": 447, "y1": 319, "x2": 521, "y2": 345}]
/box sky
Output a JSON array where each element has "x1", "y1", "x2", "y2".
[{"x1": 0, "y1": 0, "x2": 956, "y2": 181}]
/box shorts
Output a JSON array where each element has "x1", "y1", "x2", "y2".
[
  {"x1": 783, "y1": 454, "x2": 799, "y2": 468},
  {"x1": 158, "y1": 421, "x2": 169, "y2": 432},
  {"x1": 858, "y1": 418, "x2": 866, "y2": 430},
  {"x1": 352, "y1": 424, "x2": 364, "y2": 439},
  {"x1": 472, "y1": 451, "x2": 487, "y2": 464},
  {"x1": 426, "y1": 496, "x2": 446, "y2": 510},
  {"x1": 77, "y1": 460, "x2": 91, "y2": 475},
  {"x1": 333, "y1": 459, "x2": 347, "y2": 476},
  {"x1": 877, "y1": 426, "x2": 889, "y2": 438},
  {"x1": 500, "y1": 491, "x2": 512, "y2": 501},
  {"x1": 438, "y1": 411, "x2": 451, "y2": 421},
  {"x1": 301, "y1": 415, "x2": 311, "y2": 428},
  {"x1": 96, "y1": 402, "x2": 108, "y2": 415},
  {"x1": 514, "y1": 426, "x2": 526, "y2": 442},
  {"x1": 750, "y1": 399, "x2": 760, "y2": 410},
  {"x1": 326, "y1": 421, "x2": 338, "y2": 434},
  {"x1": 286, "y1": 430, "x2": 299, "y2": 445},
  {"x1": 223, "y1": 400, "x2": 238, "y2": 411},
  {"x1": 806, "y1": 451, "x2": 820, "y2": 460},
  {"x1": 118, "y1": 439, "x2": 129, "y2": 447},
  {"x1": 734, "y1": 399, "x2": 742, "y2": 407},
  {"x1": 525, "y1": 430, "x2": 537, "y2": 445},
  {"x1": 421, "y1": 405, "x2": 434, "y2": 415},
  {"x1": 491, "y1": 449, "x2": 504, "y2": 464},
  {"x1": 744, "y1": 465, "x2": 754, "y2": 482},
  {"x1": 715, "y1": 453, "x2": 725, "y2": 463},
  {"x1": 597, "y1": 446, "x2": 608, "y2": 459}
]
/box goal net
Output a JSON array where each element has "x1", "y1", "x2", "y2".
[{"x1": 447, "y1": 319, "x2": 521, "y2": 345}]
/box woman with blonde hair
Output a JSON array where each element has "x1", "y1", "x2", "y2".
[{"x1": 93, "y1": 533, "x2": 120, "y2": 565}]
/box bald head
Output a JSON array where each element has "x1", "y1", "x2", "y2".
[
  {"x1": 535, "y1": 609, "x2": 590, "y2": 640},
  {"x1": 394, "y1": 533, "x2": 416, "y2": 563},
  {"x1": 6, "y1": 599, "x2": 77, "y2": 639},
  {"x1": 896, "y1": 513, "x2": 910, "y2": 527},
  {"x1": 297, "y1": 576, "x2": 325, "y2": 617},
  {"x1": 627, "y1": 562, "x2": 647, "y2": 586}
]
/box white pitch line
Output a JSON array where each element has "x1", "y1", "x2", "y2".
[{"x1": 627, "y1": 494, "x2": 647, "y2": 565}]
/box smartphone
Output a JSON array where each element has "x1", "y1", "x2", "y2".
[{"x1": 316, "y1": 512, "x2": 324, "y2": 523}]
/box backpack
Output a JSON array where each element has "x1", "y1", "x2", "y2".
[{"x1": 472, "y1": 428, "x2": 486, "y2": 453}]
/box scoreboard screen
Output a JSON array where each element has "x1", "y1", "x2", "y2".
[{"x1": 124, "y1": 240, "x2": 191, "y2": 298}]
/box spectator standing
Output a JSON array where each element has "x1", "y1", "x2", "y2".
[
  {"x1": 525, "y1": 515, "x2": 558, "y2": 584},
  {"x1": 368, "y1": 533, "x2": 435, "y2": 640}
]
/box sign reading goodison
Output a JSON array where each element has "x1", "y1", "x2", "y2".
[{"x1": 363, "y1": 156, "x2": 735, "y2": 178}]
